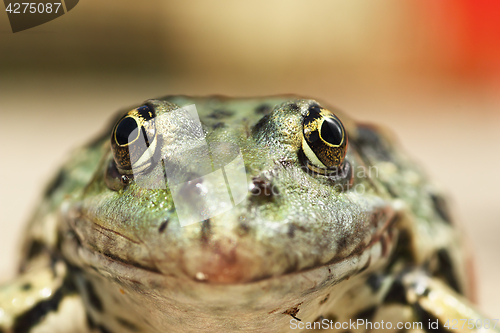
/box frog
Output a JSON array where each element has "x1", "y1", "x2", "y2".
[{"x1": 0, "y1": 95, "x2": 496, "y2": 333}]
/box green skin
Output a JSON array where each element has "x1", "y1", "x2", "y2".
[{"x1": 0, "y1": 96, "x2": 495, "y2": 333}]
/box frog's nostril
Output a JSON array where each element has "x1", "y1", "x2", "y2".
[{"x1": 105, "y1": 160, "x2": 131, "y2": 191}]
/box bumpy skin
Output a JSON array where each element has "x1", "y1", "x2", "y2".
[{"x1": 0, "y1": 96, "x2": 493, "y2": 333}]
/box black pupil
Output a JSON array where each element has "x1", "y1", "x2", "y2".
[
  {"x1": 116, "y1": 117, "x2": 138, "y2": 145},
  {"x1": 321, "y1": 118, "x2": 343, "y2": 145}
]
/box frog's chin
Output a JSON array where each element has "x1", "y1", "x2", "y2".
[{"x1": 63, "y1": 226, "x2": 396, "y2": 331}]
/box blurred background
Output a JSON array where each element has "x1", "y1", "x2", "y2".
[{"x1": 1, "y1": 0, "x2": 499, "y2": 315}]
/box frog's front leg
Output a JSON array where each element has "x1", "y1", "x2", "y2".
[
  {"x1": 0, "y1": 257, "x2": 89, "y2": 333},
  {"x1": 399, "y1": 270, "x2": 499, "y2": 333}
]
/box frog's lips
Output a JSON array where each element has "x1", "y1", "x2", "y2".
[
  {"x1": 66, "y1": 211, "x2": 397, "y2": 285},
  {"x1": 67, "y1": 223, "x2": 396, "y2": 289},
  {"x1": 181, "y1": 224, "x2": 397, "y2": 284}
]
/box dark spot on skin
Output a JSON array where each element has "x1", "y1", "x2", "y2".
[
  {"x1": 21, "y1": 283, "x2": 32, "y2": 291},
  {"x1": 319, "y1": 293, "x2": 330, "y2": 305},
  {"x1": 431, "y1": 194, "x2": 452, "y2": 225},
  {"x1": 44, "y1": 170, "x2": 65, "y2": 197},
  {"x1": 436, "y1": 248, "x2": 461, "y2": 294},
  {"x1": 158, "y1": 219, "x2": 169, "y2": 233},
  {"x1": 48, "y1": 256, "x2": 60, "y2": 278},
  {"x1": 54, "y1": 230, "x2": 65, "y2": 255},
  {"x1": 337, "y1": 236, "x2": 348, "y2": 251},
  {"x1": 282, "y1": 303, "x2": 303, "y2": 321},
  {"x1": 252, "y1": 114, "x2": 270, "y2": 134},
  {"x1": 250, "y1": 176, "x2": 277, "y2": 198},
  {"x1": 12, "y1": 286, "x2": 66, "y2": 333},
  {"x1": 116, "y1": 317, "x2": 139, "y2": 332},
  {"x1": 366, "y1": 273, "x2": 384, "y2": 292},
  {"x1": 286, "y1": 223, "x2": 307, "y2": 239},
  {"x1": 356, "y1": 306, "x2": 377, "y2": 321},
  {"x1": 384, "y1": 279, "x2": 407, "y2": 304},
  {"x1": 255, "y1": 104, "x2": 272, "y2": 114},
  {"x1": 289, "y1": 103, "x2": 299, "y2": 111},
  {"x1": 97, "y1": 325, "x2": 114, "y2": 333},
  {"x1": 355, "y1": 125, "x2": 394, "y2": 162},
  {"x1": 354, "y1": 126, "x2": 402, "y2": 197},
  {"x1": 201, "y1": 219, "x2": 211, "y2": 243},
  {"x1": 212, "y1": 122, "x2": 225, "y2": 129},
  {"x1": 208, "y1": 108, "x2": 234, "y2": 119},
  {"x1": 87, "y1": 314, "x2": 97, "y2": 329},
  {"x1": 386, "y1": 229, "x2": 414, "y2": 270},
  {"x1": 85, "y1": 281, "x2": 103, "y2": 312},
  {"x1": 26, "y1": 240, "x2": 45, "y2": 261},
  {"x1": 238, "y1": 217, "x2": 250, "y2": 235}
]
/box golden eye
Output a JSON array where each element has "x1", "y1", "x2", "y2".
[
  {"x1": 110, "y1": 105, "x2": 157, "y2": 174},
  {"x1": 302, "y1": 105, "x2": 348, "y2": 171}
]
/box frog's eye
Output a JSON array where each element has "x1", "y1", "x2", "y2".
[
  {"x1": 111, "y1": 105, "x2": 157, "y2": 174},
  {"x1": 302, "y1": 105, "x2": 348, "y2": 171}
]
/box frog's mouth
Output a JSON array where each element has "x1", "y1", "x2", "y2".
[
  {"x1": 181, "y1": 219, "x2": 398, "y2": 284},
  {"x1": 63, "y1": 208, "x2": 398, "y2": 286}
]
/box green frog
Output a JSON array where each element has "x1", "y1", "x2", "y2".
[{"x1": 0, "y1": 96, "x2": 496, "y2": 333}]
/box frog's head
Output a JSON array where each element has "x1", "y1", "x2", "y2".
[{"x1": 63, "y1": 97, "x2": 398, "y2": 289}]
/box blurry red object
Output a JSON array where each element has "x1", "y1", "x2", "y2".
[{"x1": 425, "y1": 0, "x2": 500, "y2": 79}]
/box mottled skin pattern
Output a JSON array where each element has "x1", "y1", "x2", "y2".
[{"x1": 0, "y1": 96, "x2": 495, "y2": 333}]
